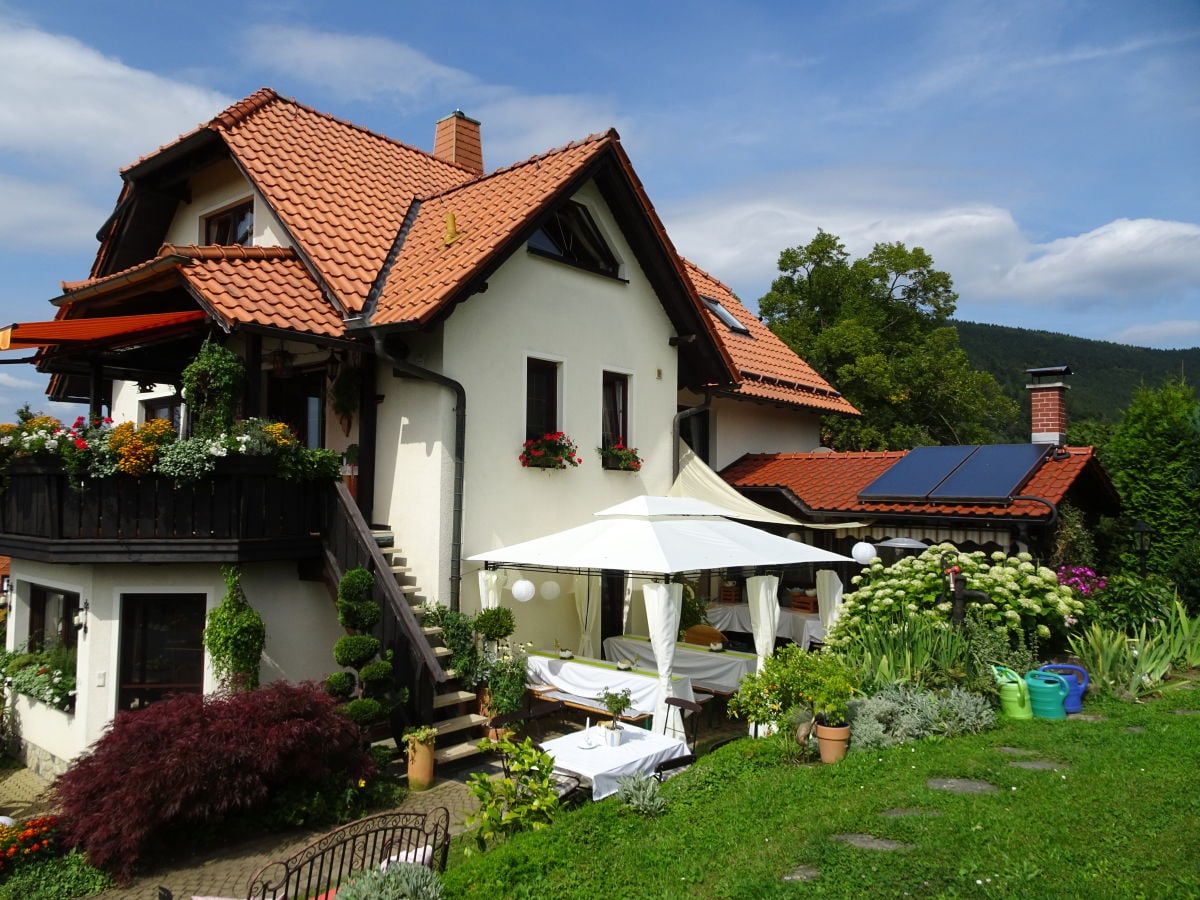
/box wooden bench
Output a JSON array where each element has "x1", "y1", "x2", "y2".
[
  {"x1": 530, "y1": 687, "x2": 715, "y2": 727},
  {"x1": 244, "y1": 808, "x2": 450, "y2": 899}
]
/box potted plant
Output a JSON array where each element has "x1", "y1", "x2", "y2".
[
  {"x1": 596, "y1": 439, "x2": 643, "y2": 471},
  {"x1": 483, "y1": 650, "x2": 529, "y2": 739},
  {"x1": 807, "y1": 654, "x2": 860, "y2": 764},
  {"x1": 404, "y1": 725, "x2": 438, "y2": 791},
  {"x1": 598, "y1": 687, "x2": 632, "y2": 746},
  {"x1": 475, "y1": 606, "x2": 516, "y2": 650},
  {"x1": 519, "y1": 432, "x2": 582, "y2": 469}
]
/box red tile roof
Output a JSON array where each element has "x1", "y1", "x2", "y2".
[
  {"x1": 682, "y1": 260, "x2": 859, "y2": 416},
  {"x1": 722, "y1": 446, "x2": 1114, "y2": 520}
]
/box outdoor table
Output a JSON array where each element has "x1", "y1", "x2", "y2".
[
  {"x1": 526, "y1": 652, "x2": 697, "y2": 717},
  {"x1": 601, "y1": 634, "x2": 757, "y2": 694},
  {"x1": 705, "y1": 603, "x2": 824, "y2": 648},
  {"x1": 540, "y1": 722, "x2": 689, "y2": 800}
]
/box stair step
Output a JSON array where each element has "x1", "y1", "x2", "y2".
[
  {"x1": 371, "y1": 530, "x2": 394, "y2": 547},
  {"x1": 433, "y1": 689, "x2": 476, "y2": 709},
  {"x1": 435, "y1": 741, "x2": 485, "y2": 766},
  {"x1": 371, "y1": 736, "x2": 398, "y2": 754},
  {"x1": 390, "y1": 564, "x2": 412, "y2": 574},
  {"x1": 398, "y1": 585, "x2": 418, "y2": 594},
  {"x1": 434, "y1": 712, "x2": 489, "y2": 735},
  {"x1": 421, "y1": 625, "x2": 443, "y2": 637},
  {"x1": 432, "y1": 646, "x2": 452, "y2": 658}
]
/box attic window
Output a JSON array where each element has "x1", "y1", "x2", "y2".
[
  {"x1": 528, "y1": 201, "x2": 620, "y2": 277},
  {"x1": 205, "y1": 200, "x2": 253, "y2": 246},
  {"x1": 701, "y1": 295, "x2": 750, "y2": 335}
]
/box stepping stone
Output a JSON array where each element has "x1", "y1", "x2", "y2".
[
  {"x1": 927, "y1": 778, "x2": 998, "y2": 794},
  {"x1": 782, "y1": 865, "x2": 820, "y2": 882},
  {"x1": 1068, "y1": 714, "x2": 1105, "y2": 722},
  {"x1": 1172, "y1": 709, "x2": 1200, "y2": 716},
  {"x1": 880, "y1": 808, "x2": 942, "y2": 818},
  {"x1": 833, "y1": 833, "x2": 914, "y2": 851},
  {"x1": 1009, "y1": 760, "x2": 1069, "y2": 771},
  {"x1": 1126, "y1": 726, "x2": 1146, "y2": 733},
  {"x1": 996, "y1": 746, "x2": 1034, "y2": 755}
]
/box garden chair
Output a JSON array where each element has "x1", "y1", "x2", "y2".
[
  {"x1": 524, "y1": 743, "x2": 584, "y2": 803},
  {"x1": 653, "y1": 696, "x2": 703, "y2": 782}
]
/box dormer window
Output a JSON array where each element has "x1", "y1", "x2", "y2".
[
  {"x1": 205, "y1": 200, "x2": 253, "y2": 246},
  {"x1": 528, "y1": 200, "x2": 620, "y2": 278},
  {"x1": 700, "y1": 295, "x2": 750, "y2": 335}
]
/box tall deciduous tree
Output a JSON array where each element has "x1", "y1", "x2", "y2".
[{"x1": 760, "y1": 230, "x2": 1018, "y2": 450}]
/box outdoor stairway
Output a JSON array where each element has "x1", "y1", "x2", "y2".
[{"x1": 371, "y1": 528, "x2": 488, "y2": 767}]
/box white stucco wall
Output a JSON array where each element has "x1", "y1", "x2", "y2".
[
  {"x1": 702, "y1": 395, "x2": 823, "y2": 471},
  {"x1": 7, "y1": 558, "x2": 343, "y2": 770},
  {"x1": 162, "y1": 158, "x2": 289, "y2": 248},
  {"x1": 373, "y1": 182, "x2": 680, "y2": 652}
]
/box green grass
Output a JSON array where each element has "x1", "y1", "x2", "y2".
[{"x1": 442, "y1": 689, "x2": 1200, "y2": 899}]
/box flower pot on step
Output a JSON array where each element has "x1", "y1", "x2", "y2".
[
  {"x1": 815, "y1": 722, "x2": 851, "y2": 764},
  {"x1": 407, "y1": 740, "x2": 436, "y2": 791}
]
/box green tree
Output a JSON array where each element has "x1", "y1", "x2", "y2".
[
  {"x1": 760, "y1": 231, "x2": 1018, "y2": 450},
  {"x1": 1099, "y1": 377, "x2": 1200, "y2": 588}
]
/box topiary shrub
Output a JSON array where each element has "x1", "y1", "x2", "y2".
[
  {"x1": 53, "y1": 682, "x2": 371, "y2": 884},
  {"x1": 358, "y1": 657, "x2": 394, "y2": 691},
  {"x1": 474, "y1": 606, "x2": 515, "y2": 642},
  {"x1": 336, "y1": 861, "x2": 444, "y2": 900},
  {"x1": 203, "y1": 565, "x2": 266, "y2": 691},
  {"x1": 326, "y1": 671, "x2": 355, "y2": 698},
  {"x1": 337, "y1": 568, "x2": 380, "y2": 632},
  {"x1": 334, "y1": 634, "x2": 381, "y2": 669},
  {"x1": 340, "y1": 697, "x2": 384, "y2": 728},
  {"x1": 180, "y1": 339, "x2": 244, "y2": 440}
]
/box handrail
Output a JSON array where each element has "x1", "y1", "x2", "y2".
[{"x1": 323, "y1": 481, "x2": 447, "y2": 702}]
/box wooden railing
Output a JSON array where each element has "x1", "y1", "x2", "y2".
[
  {"x1": 0, "y1": 459, "x2": 326, "y2": 562},
  {"x1": 321, "y1": 480, "x2": 447, "y2": 724}
]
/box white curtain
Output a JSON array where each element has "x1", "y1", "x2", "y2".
[
  {"x1": 622, "y1": 574, "x2": 635, "y2": 634},
  {"x1": 643, "y1": 582, "x2": 685, "y2": 738},
  {"x1": 573, "y1": 574, "x2": 601, "y2": 657},
  {"x1": 816, "y1": 569, "x2": 844, "y2": 633},
  {"x1": 477, "y1": 570, "x2": 503, "y2": 611},
  {"x1": 747, "y1": 574, "x2": 780, "y2": 672}
]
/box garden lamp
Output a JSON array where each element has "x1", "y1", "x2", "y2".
[{"x1": 1132, "y1": 520, "x2": 1152, "y2": 576}]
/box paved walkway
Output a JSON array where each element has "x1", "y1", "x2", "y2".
[{"x1": 0, "y1": 761, "x2": 481, "y2": 900}]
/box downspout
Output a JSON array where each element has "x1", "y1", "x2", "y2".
[
  {"x1": 1010, "y1": 494, "x2": 1058, "y2": 558},
  {"x1": 672, "y1": 391, "x2": 712, "y2": 480},
  {"x1": 369, "y1": 331, "x2": 467, "y2": 612}
]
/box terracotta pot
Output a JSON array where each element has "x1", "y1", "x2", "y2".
[
  {"x1": 407, "y1": 740, "x2": 436, "y2": 791},
  {"x1": 814, "y1": 722, "x2": 851, "y2": 764}
]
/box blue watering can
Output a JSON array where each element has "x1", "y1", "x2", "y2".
[{"x1": 1038, "y1": 664, "x2": 1088, "y2": 714}]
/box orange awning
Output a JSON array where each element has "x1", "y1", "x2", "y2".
[{"x1": 0, "y1": 310, "x2": 209, "y2": 351}]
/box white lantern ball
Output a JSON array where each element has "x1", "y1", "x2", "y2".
[
  {"x1": 0, "y1": 816, "x2": 13, "y2": 827},
  {"x1": 786, "y1": 531, "x2": 803, "y2": 542},
  {"x1": 540, "y1": 580, "x2": 561, "y2": 600},
  {"x1": 851, "y1": 541, "x2": 877, "y2": 565},
  {"x1": 511, "y1": 579, "x2": 536, "y2": 602}
]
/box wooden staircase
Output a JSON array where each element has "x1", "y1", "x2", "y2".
[{"x1": 369, "y1": 527, "x2": 488, "y2": 767}]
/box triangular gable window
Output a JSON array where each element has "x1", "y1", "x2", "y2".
[
  {"x1": 701, "y1": 295, "x2": 750, "y2": 335},
  {"x1": 528, "y1": 200, "x2": 620, "y2": 277}
]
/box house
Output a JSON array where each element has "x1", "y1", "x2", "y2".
[
  {"x1": 0, "y1": 89, "x2": 854, "y2": 775},
  {"x1": 721, "y1": 367, "x2": 1121, "y2": 567}
]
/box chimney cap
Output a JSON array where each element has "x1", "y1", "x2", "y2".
[
  {"x1": 437, "y1": 109, "x2": 480, "y2": 125},
  {"x1": 1025, "y1": 365, "x2": 1072, "y2": 380}
]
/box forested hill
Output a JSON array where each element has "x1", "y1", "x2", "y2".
[{"x1": 953, "y1": 320, "x2": 1200, "y2": 434}]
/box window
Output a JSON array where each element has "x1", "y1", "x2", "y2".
[
  {"x1": 601, "y1": 371, "x2": 629, "y2": 459},
  {"x1": 118, "y1": 593, "x2": 206, "y2": 711},
  {"x1": 528, "y1": 201, "x2": 620, "y2": 277},
  {"x1": 142, "y1": 397, "x2": 182, "y2": 432},
  {"x1": 679, "y1": 406, "x2": 711, "y2": 465},
  {"x1": 526, "y1": 358, "x2": 559, "y2": 440},
  {"x1": 205, "y1": 200, "x2": 254, "y2": 246},
  {"x1": 700, "y1": 295, "x2": 750, "y2": 335},
  {"x1": 266, "y1": 369, "x2": 325, "y2": 448},
  {"x1": 28, "y1": 585, "x2": 80, "y2": 652}
]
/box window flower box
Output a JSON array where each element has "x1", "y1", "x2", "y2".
[
  {"x1": 519, "y1": 432, "x2": 581, "y2": 469},
  {"x1": 597, "y1": 440, "x2": 643, "y2": 471}
]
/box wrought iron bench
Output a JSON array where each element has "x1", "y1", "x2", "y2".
[{"x1": 244, "y1": 808, "x2": 450, "y2": 899}]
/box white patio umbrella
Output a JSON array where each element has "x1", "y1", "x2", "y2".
[{"x1": 468, "y1": 496, "x2": 853, "y2": 734}]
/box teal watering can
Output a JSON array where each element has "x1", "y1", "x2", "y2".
[{"x1": 1024, "y1": 670, "x2": 1069, "y2": 720}]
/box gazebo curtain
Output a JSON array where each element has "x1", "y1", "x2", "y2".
[
  {"x1": 747, "y1": 574, "x2": 780, "y2": 672},
  {"x1": 573, "y1": 574, "x2": 601, "y2": 657},
  {"x1": 477, "y1": 570, "x2": 503, "y2": 611},
  {"x1": 643, "y1": 582, "x2": 685, "y2": 738}
]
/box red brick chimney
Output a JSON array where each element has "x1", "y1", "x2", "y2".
[
  {"x1": 1026, "y1": 365, "x2": 1071, "y2": 445},
  {"x1": 433, "y1": 110, "x2": 483, "y2": 175}
]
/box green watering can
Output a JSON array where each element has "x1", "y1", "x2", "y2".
[
  {"x1": 992, "y1": 666, "x2": 1031, "y2": 719},
  {"x1": 1025, "y1": 670, "x2": 1070, "y2": 720}
]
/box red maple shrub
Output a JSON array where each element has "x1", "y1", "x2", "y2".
[{"x1": 53, "y1": 681, "x2": 372, "y2": 883}]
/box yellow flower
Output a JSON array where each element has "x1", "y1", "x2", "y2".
[{"x1": 357, "y1": 779, "x2": 366, "y2": 789}]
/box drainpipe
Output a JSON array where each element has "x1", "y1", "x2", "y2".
[
  {"x1": 369, "y1": 331, "x2": 466, "y2": 612},
  {"x1": 672, "y1": 391, "x2": 711, "y2": 480}
]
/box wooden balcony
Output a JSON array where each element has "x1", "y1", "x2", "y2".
[{"x1": 0, "y1": 458, "x2": 329, "y2": 563}]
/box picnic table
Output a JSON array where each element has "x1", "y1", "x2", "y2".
[
  {"x1": 525, "y1": 651, "x2": 698, "y2": 724},
  {"x1": 705, "y1": 602, "x2": 825, "y2": 648},
  {"x1": 601, "y1": 634, "x2": 757, "y2": 695},
  {"x1": 539, "y1": 722, "x2": 689, "y2": 800}
]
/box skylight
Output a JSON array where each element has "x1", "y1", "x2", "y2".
[{"x1": 701, "y1": 295, "x2": 750, "y2": 335}]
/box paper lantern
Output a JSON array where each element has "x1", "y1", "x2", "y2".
[
  {"x1": 540, "y1": 580, "x2": 561, "y2": 600},
  {"x1": 511, "y1": 579, "x2": 535, "y2": 602},
  {"x1": 786, "y1": 532, "x2": 803, "y2": 542},
  {"x1": 851, "y1": 541, "x2": 877, "y2": 565}
]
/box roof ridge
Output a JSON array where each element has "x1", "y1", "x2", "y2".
[
  {"x1": 420, "y1": 128, "x2": 619, "y2": 202},
  {"x1": 160, "y1": 244, "x2": 297, "y2": 261},
  {"x1": 681, "y1": 257, "x2": 737, "y2": 297},
  {"x1": 209, "y1": 87, "x2": 280, "y2": 130}
]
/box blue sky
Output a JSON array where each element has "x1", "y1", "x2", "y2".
[{"x1": 2, "y1": 0, "x2": 1198, "y2": 418}]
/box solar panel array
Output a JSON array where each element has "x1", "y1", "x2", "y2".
[{"x1": 858, "y1": 443, "x2": 1055, "y2": 504}]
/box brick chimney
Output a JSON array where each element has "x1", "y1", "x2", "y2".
[
  {"x1": 1025, "y1": 365, "x2": 1071, "y2": 445},
  {"x1": 433, "y1": 110, "x2": 483, "y2": 175}
]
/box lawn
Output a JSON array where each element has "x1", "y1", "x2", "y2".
[{"x1": 442, "y1": 688, "x2": 1200, "y2": 899}]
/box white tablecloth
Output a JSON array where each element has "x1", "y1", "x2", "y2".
[
  {"x1": 541, "y1": 722, "x2": 689, "y2": 800},
  {"x1": 526, "y1": 653, "x2": 696, "y2": 714},
  {"x1": 602, "y1": 635, "x2": 757, "y2": 694},
  {"x1": 705, "y1": 604, "x2": 825, "y2": 648}
]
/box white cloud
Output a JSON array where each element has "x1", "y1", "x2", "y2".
[
  {"x1": 1111, "y1": 319, "x2": 1200, "y2": 348},
  {"x1": 244, "y1": 24, "x2": 473, "y2": 106},
  {"x1": 472, "y1": 94, "x2": 625, "y2": 169},
  {"x1": 0, "y1": 21, "x2": 230, "y2": 172},
  {"x1": 0, "y1": 370, "x2": 37, "y2": 390},
  {"x1": 0, "y1": 173, "x2": 108, "y2": 250}
]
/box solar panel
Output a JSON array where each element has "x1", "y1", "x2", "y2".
[
  {"x1": 929, "y1": 443, "x2": 1053, "y2": 502},
  {"x1": 858, "y1": 445, "x2": 975, "y2": 502}
]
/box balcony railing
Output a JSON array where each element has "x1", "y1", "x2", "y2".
[{"x1": 0, "y1": 458, "x2": 328, "y2": 563}]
